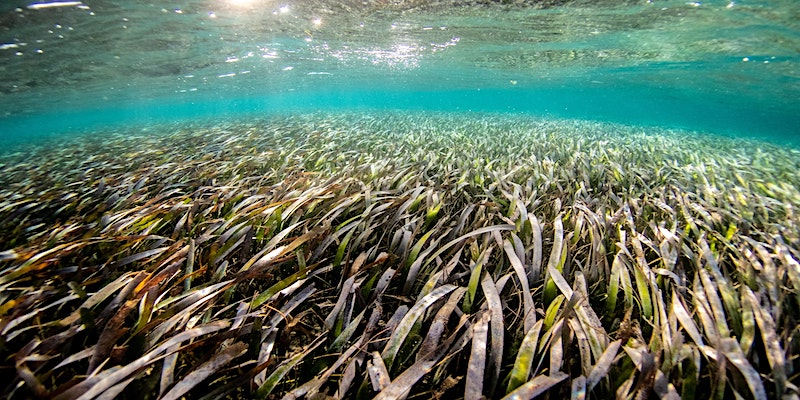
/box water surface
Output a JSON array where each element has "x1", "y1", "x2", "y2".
[{"x1": 0, "y1": 0, "x2": 798, "y2": 146}]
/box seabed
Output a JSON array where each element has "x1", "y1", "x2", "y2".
[{"x1": 1, "y1": 112, "x2": 798, "y2": 399}]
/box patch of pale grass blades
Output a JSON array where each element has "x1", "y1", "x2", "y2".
[{"x1": 0, "y1": 112, "x2": 798, "y2": 399}]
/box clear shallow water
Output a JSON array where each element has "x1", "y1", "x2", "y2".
[
  {"x1": 2, "y1": 4, "x2": 800, "y2": 398},
  {"x1": 0, "y1": 0, "x2": 798, "y2": 146}
]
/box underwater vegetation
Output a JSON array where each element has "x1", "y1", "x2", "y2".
[{"x1": 0, "y1": 112, "x2": 798, "y2": 399}]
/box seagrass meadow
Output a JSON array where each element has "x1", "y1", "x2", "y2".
[{"x1": 0, "y1": 112, "x2": 799, "y2": 400}]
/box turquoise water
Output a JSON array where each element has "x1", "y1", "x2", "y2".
[
  {"x1": 3, "y1": 3, "x2": 800, "y2": 399},
  {"x1": 0, "y1": 0, "x2": 798, "y2": 146}
]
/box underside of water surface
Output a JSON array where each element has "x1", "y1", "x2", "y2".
[
  {"x1": 1, "y1": 0, "x2": 799, "y2": 144},
  {"x1": 0, "y1": 1, "x2": 799, "y2": 400}
]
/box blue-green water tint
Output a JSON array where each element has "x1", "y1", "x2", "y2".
[{"x1": 0, "y1": 0, "x2": 798, "y2": 147}]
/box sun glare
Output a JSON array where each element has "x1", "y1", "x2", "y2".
[{"x1": 227, "y1": 0, "x2": 256, "y2": 7}]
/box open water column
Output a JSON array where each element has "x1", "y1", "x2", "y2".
[{"x1": 0, "y1": 1, "x2": 799, "y2": 399}]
